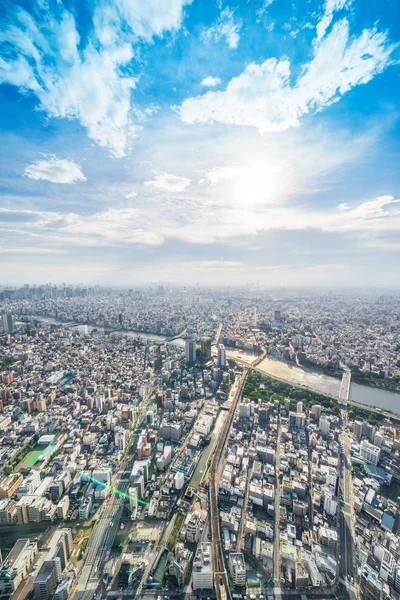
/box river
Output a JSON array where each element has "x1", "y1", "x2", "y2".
[
  {"x1": 255, "y1": 356, "x2": 400, "y2": 414},
  {"x1": 25, "y1": 315, "x2": 185, "y2": 347},
  {"x1": 26, "y1": 316, "x2": 400, "y2": 414}
]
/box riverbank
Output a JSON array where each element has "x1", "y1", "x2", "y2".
[
  {"x1": 351, "y1": 370, "x2": 400, "y2": 394},
  {"x1": 21, "y1": 315, "x2": 400, "y2": 415},
  {"x1": 228, "y1": 352, "x2": 400, "y2": 416}
]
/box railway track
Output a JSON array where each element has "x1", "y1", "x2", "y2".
[{"x1": 209, "y1": 369, "x2": 248, "y2": 600}]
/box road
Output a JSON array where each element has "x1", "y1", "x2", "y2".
[
  {"x1": 215, "y1": 322, "x2": 223, "y2": 345},
  {"x1": 210, "y1": 369, "x2": 248, "y2": 600},
  {"x1": 73, "y1": 387, "x2": 154, "y2": 600},
  {"x1": 273, "y1": 422, "x2": 282, "y2": 591},
  {"x1": 237, "y1": 456, "x2": 251, "y2": 552},
  {"x1": 339, "y1": 371, "x2": 351, "y2": 404},
  {"x1": 338, "y1": 409, "x2": 358, "y2": 600}
]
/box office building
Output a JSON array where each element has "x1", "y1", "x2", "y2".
[
  {"x1": 192, "y1": 543, "x2": 213, "y2": 590},
  {"x1": 289, "y1": 410, "x2": 306, "y2": 429},
  {"x1": 218, "y1": 344, "x2": 227, "y2": 368},
  {"x1": 228, "y1": 553, "x2": 247, "y2": 587},
  {"x1": 185, "y1": 338, "x2": 197, "y2": 364},
  {"x1": 1, "y1": 313, "x2": 13, "y2": 334},
  {"x1": 311, "y1": 405, "x2": 322, "y2": 420},
  {"x1": 319, "y1": 416, "x2": 330, "y2": 436},
  {"x1": 114, "y1": 427, "x2": 128, "y2": 451},
  {"x1": 353, "y1": 420, "x2": 363, "y2": 441},
  {"x1": 169, "y1": 543, "x2": 192, "y2": 587},
  {"x1": 200, "y1": 337, "x2": 212, "y2": 359}
]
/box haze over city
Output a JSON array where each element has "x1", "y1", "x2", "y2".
[{"x1": 0, "y1": 0, "x2": 400, "y2": 286}]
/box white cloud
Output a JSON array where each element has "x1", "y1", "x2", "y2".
[
  {"x1": 201, "y1": 76, "x2": 222, "y2": 87},
  {"x1": 316, "y1": 0, "x2": 349, "y2": 42},
  {"x1": 24, "y1": 157, "x2": 86, "y2": 184},
  {"x1": 337, "y1": 202, "x2": 350, "y2": 210},
  {"x1": 164, "y1": 194, "x2": 400, "y2": 245},
  {"x1": 0, "y1": 246, "x2": 66, "y2": 254},
  {"x1": 144, "y1": 172, "x2": 191, "y2": 192},
  {"x1": 257, "y1": 0, "x2": 276, "y2": 18},
  {"x1": 179, "y1": 260, "x2": 244, "y2": 270},
  {"x1": 1, "y1": 192, "x2": 399, "y2": 259},
  {"x1": 179, "y1": 19, "x2": 395, "y2": 133},
  {"x1": 200, "y1": 166, "x2": 238, "y2": 184},
  {"x1": 0, "y1": 1, "x2": 191, "y2": 157},
  {"x1": 202, "y1": 7, "x2": 242, "y2": 49},
  {"x1": 112, "y1": 0, "x2": 192, "y2": 41},
  {"x1": 125, "y1": 191, "x2": 138, "y2": 198},
  {"x1": 61, "y1": 208, "x2": 164, "y2": 245}
]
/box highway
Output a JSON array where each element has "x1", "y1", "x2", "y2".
[
  {"x1": 273, "y1": 423, "x2": 282, "y2": 591},
  {"x1": 210, "y1": 369, "x2": 248, "y2": 600}
]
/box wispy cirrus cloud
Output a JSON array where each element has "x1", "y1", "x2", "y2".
[
  {"x1": 24, "y1": 156, "x2": 86, "y2": 184},
  {"x1": 0, "y1": 0, "x2": 192, "y2": 157},
  {"x1": 202, "y1": 6, "x2": 242, "y2": 49},
  {"x1": 180, "y1": 13, "x2": 396, "y2": 133}
]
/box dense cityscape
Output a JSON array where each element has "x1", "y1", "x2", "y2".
[
  {"x1": 1, "y1": 1, "x2": 400, "y2": 600},
  {"x1": 0, "y1": 286, "x2": 399, "y2": 600}
]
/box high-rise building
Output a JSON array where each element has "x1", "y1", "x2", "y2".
[
  {"x1": 200, "y1": 337, "x2": 212, "y2": 359},
  {"x1": 1, "y1": 313, "x2": 13, "y2": 334},
  {"x1": 217, "y1": 344, "x2": 226, "y2": 368},
  {"x1": 274, "y1": 309, "x2": 281, "y2": 322},
  {"x1": 353, "y1": 420, "x2": 363, "y2": 441},
  {"x1": 319, "y1": 416, "x2": 330, "y2": 436},
  {"x1": 185, "y1": 338, "x2": 197, "y2": 364},
  {"x1": 360, "y1": 440, "x2": 381, "y2": 465},
  {"x1": 311, "y1": 405, "x2": 322, "y2": 420},
  {"x1": 114, "y1": 427, "x2": 128, "y2": 451}
]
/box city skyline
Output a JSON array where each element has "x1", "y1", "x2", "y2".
[{"x1": 1, "y1": 0, "x2": 400, "y2": 285}]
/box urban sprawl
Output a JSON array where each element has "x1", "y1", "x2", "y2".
[{"x1": 0, "y1": 285, "x2": 399, "y2": 600}]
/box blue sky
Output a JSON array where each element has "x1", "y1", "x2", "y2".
[{"x1": 0, "y1": 0, "x2": 399, "y2": 286}]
